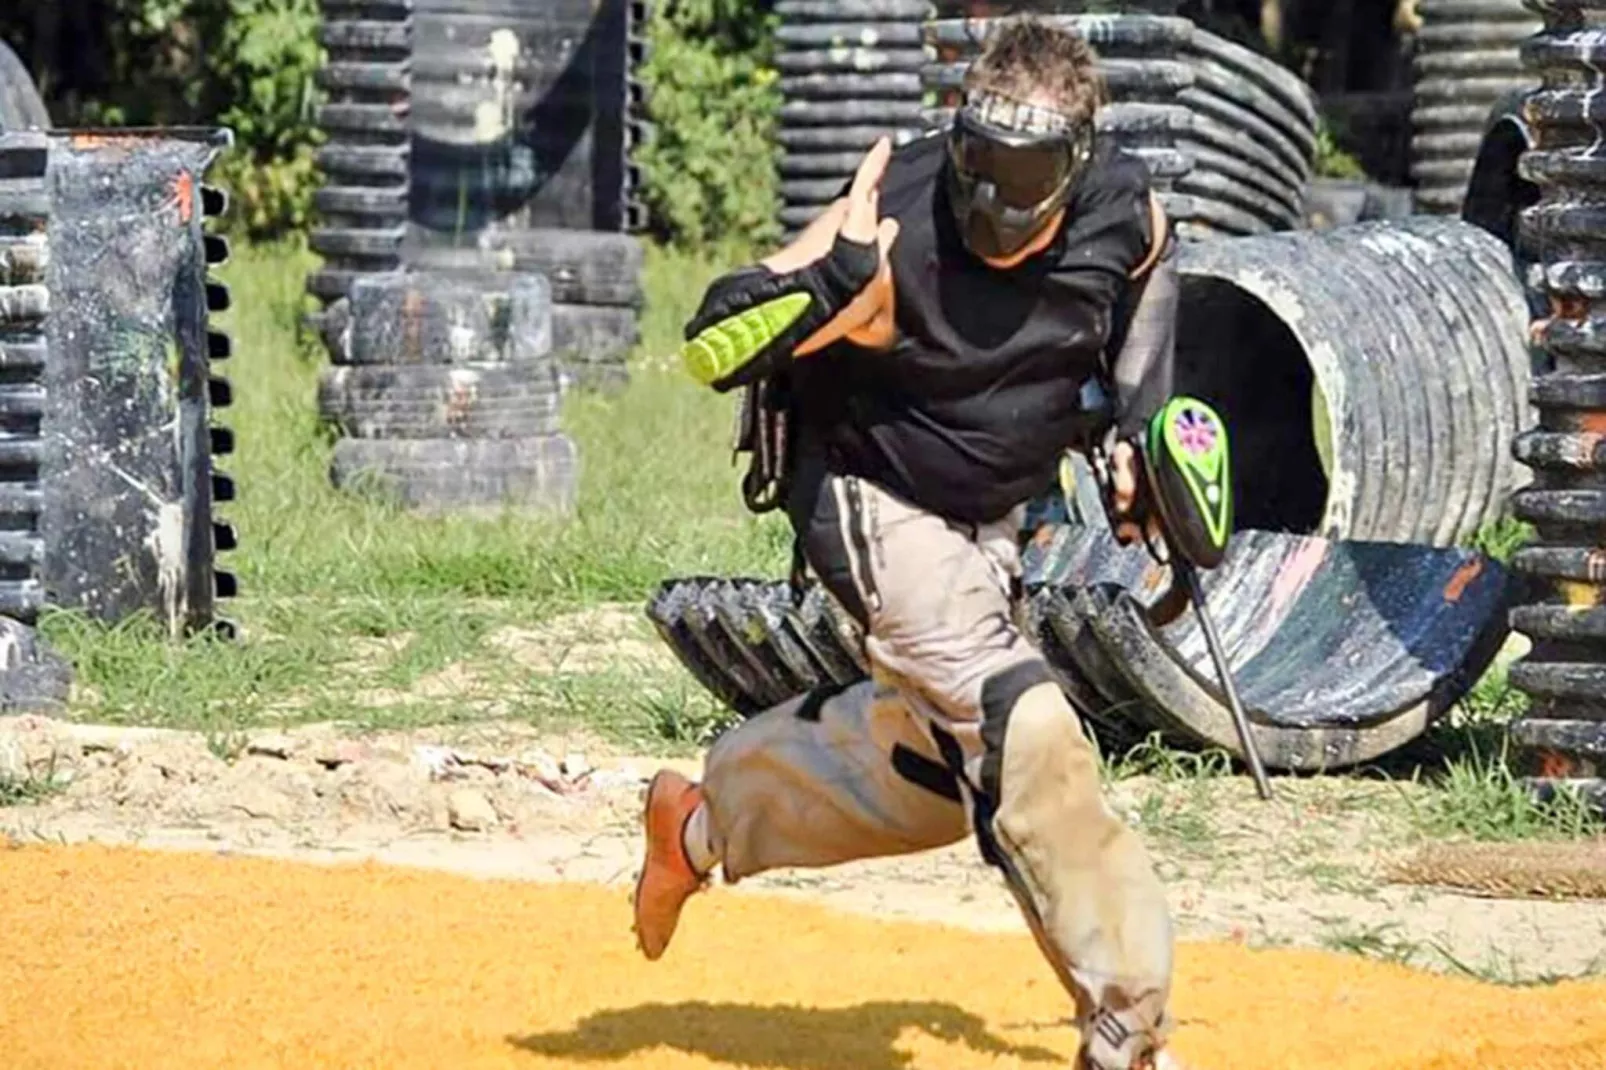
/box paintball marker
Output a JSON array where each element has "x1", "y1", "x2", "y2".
[{"x1": 1082, "y1": 396, "x2": 1274, "y2": 801}]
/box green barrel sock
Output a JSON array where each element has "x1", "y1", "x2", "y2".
[{"x1": 681, "y1": 290, "x2": 814, "y2": 387}]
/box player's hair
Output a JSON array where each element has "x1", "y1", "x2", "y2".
[{"x1": 962, "y1": 15, "x2": 1107, "y2": 122}]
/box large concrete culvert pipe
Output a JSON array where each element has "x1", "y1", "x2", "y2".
[
  {"x1": 1175, "y1": 215, "x2": 1536, "y2": 546},
  {"x1": 646, "y1": 216, "x2": 1536, "y2": 771}
]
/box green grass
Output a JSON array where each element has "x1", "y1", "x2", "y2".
[
  {"x1": 39, "y1": 236, "x2": 787, "y2": 742},
  {"x1": 28, "y1": 236, "x2": 1606, "y2": 846},
  {"x1": 0, "y1": 754, "x2": 65, "y2": 808},
  {"x1": 1363, "y1": 665, "x2": 1605, "y2": 843}
]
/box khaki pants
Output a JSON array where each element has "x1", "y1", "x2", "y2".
[{"x1": 694, "y1": 467, "x2": 1179, "y2": 1068}]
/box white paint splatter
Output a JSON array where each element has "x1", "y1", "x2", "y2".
[
  {"x1": 143, "y1": 500, "x2": 187, "y2": 640},
  {"x1": 474, "y1": 28, "x2": 522, "y2": 142}
]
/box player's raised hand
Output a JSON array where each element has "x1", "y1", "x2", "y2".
[
  {"x1": 839, "y1": 136, "x2": 900, "y2": 255},
  {"x1": 764, "y1": 136, "x2": 900, "y2": 275}
]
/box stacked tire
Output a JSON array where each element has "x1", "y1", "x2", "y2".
[
  {"x1": 774, "y1": 0, "x2": 937, "y2": 239},
  {"x1": 0, "y1": 129, "x2": 72, "y2": 709},
  {"x1": 623, "y1": 0, "x2": 651, "y2": 233},
  {"x1": 41, "y1": 129, "x2": 240, "y2": 640},
  {"x1": 307, "y1": 0, "x2": 414, "y2": 310},
  {"x1": 920, "y1": 11, "x2": 1318, "y2": 240},
  {"x1": 0, "y1": 131, "x2": 51, "y2": 628},
  {"x1": 404, "y1": 0, "x2": 645, "y2": 390},
  {"x1": 1410, "y1": 0, "x2": 1542, "y2": 215},
  {"x1": 1507, "y1": 3, "x2": 1606, "y2": 815},
  {"x1": 0, "y1": 40, "x2": 49, "y2": 131},
  {"x1": 400, "y1": 232, "x2": 643, "y2": 394},
  {"x1": 319, "y1": 271, "x2": 579, "y2": 512}
]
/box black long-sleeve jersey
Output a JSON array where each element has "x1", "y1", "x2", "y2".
[{"x1": 785, "y1": 130, "x2": 1177, "y2": 526}]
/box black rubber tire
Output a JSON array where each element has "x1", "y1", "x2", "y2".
[
  {"x1": 774, "y1": 48, "x2": 930, "y2": 75},
  {"x1": 316, "y1": 101, "x2": 409, "y2": 139},
  {"x1": 1178, "y1": 140, "x2": 1304, "y2": 220},
  {"x1": 1417, "y1": 19, "x2": 1545, "y2": 49},
  {"x1": 402, "y1": 229, "x2": 646, "y2": 308},
  {"x1": 778, "y1": 124, "x2": 934, "y2": 152},
  {"x1": 552, "y1": 303, "x2": 638, "y2": 356},
  {"x1": 775, "y1": 23, "x2": 925, "y2": 49},
  {"x1": 780, "y1": 177, "x2": 858, "y2": 204},
  {"x1": 779, "y1": 98, "x2": 929, "y2": 127},
  {"x1": 1415, "y1": 76, "x2": 1538, "y2": 108},
  {"x1": 921, "y1": 12, "x2": 1194, "y2": 57},
  {"x1": 318, "y1": 363, "x2": 563, "y2": 440},
  {"x1": 1182, "y1": 57, "x2": 1317, "y2": 158},
  {"x1": 308, "y1": 268, "x2": 387, "y2": 305},
  {"x1": 1184, "y1": 111, "x2": 1308, "y2": 196},
  {"x1": 780, "y1": 152, "x2": 873, "y2": 178},
  {"x1": 1180, "y1": 29, "x2": 1318, "y2": 131},
  {"x1": 0, "y1": 617, "x2": 74, "y2": 713},
  {"x1": 921, "y1": 57, "x2": 1196, "y2": 101},
  {"x1": 332, "y1": 271, "x2": 553, "y2": 367},
  {"x1": 551, "y1": 304, "x2": 637, "y2": 393},
  {"x1": 1414, "y1": 48, "x2": 1529, "y2": 78},
  {"x1": 315, "y1": 185, "x2": 409, "y2": 225},
  {"x1": 309, "y1": 226, "x2": 406, "y2": 260},
  {"x1": 1178, "y1": 85, "x2": 1312, "y2": 182},
  {"x1": 1173, "y1": 170, "x2": 1300, "y2": 231},
  {"x1": 1156, "y1": 191, "x2": 1276, "y2": 237},
  {"x1": 316, "y1": 60, "x2": 409, "y2": 95},
  {"x1": 0, "y1": 40, "x2": 49, "y2": 132},
  {"x1": 779, "y1": 72, "x2": 926, "y2": 100},
  {"x1": 1417, "y1": 0, "x2": 1541, "y2": 17},
  {"x1": 777, "y1": 0, "x2": 933, "y2": 20},
  {"x1": 316, "y1": 144, "x2": 409, "y2": 182},
  {"x1": 319, "y1": 18, "x2": 411, "y2": 52},
  {"x1": 330, "y1": 434, "x2": 579, "y2": 512}
]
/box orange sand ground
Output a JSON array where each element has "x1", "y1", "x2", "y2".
[{"x1": 2, "y1": 843, "x2": 1605, "y2": 1070}]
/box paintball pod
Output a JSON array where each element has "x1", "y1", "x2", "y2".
[{"x1": 1081, "y1": 396, "x2": 1274, "y2": 801}]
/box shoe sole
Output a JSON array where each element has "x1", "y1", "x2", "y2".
[{"x1": 631, "y1": 770, "x2": 693, "y2": 958}]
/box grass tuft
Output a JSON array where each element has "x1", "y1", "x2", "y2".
[{"x1": 42, "y1": 236, "x2": 785, "y2": 742}]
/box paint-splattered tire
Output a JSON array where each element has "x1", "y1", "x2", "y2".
[{"x1": 0, "y1": 41, "x2": 49, "y2": 132}]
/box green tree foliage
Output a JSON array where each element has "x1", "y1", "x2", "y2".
[
  {"x1": 1, "y1": 0, "x2": 325, "y2": 240},
  {"x1": 4, "y1": 0, "x2": 780, "y2": 248},
  {"x1": 198, "y1": 0, "x2": 325, "y2": 239},
  {"x1": 634, "y1": 0, "x2": 782, "y2": 257}
]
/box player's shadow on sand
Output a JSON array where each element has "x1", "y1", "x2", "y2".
[{"x1": 508, "y1": 998, "x2": 1067, "y2": 1068}]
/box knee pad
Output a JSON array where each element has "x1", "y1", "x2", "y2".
[{"x1": 963, "y1": 658, "x2": 1065, "y2": 867}]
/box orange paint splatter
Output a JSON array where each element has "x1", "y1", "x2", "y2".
[
  {"x1": 1537, "y1": 749, "x2": 1583, "y2": 779},
  {"x1": 1443, "y1": 560, "x2": 1483, "y2": 603},
  {"x1": 170, "y1": 170, "x2": 195, "y2": 225}
]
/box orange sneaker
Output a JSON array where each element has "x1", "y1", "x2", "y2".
[{"x1": 631, "y1": 768, "x2": 710, "y2": 960}]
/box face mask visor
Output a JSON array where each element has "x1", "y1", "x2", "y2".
[{"x1": 945, "y1": 93, "x2": 1094, "y2": 261}]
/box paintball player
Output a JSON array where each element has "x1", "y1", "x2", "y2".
[{"x1": 632, "y1": 15, "x2": 1189, "y2": 1070}]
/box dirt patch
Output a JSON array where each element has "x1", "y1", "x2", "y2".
[
  {"x1": 2, "y1": 713, "x2": 1604, "y2": 984},
  {"x1": 486, "y1": 604, "x2": 679, "y2": 676}
]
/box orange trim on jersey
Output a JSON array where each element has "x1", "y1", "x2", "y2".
[
  {"x1": 795, "y1": 254, "x2": 897, "y2": 355},
  {"x1": 1127, "y1": 191, "x2": 1171, "y2": 281},
  {"x1": 977, "y1": 205, "x2": 1068, "y2": 270}
]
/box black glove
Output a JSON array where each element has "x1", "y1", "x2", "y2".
[{"x1": 680, "y1": 231, "x2": 882, "y2": 393}]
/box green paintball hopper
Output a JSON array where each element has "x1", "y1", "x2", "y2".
[{"x1": 1145, "y1": 396, "x2": 1233, "y2": 571}]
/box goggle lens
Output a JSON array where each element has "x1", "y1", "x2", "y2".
[{"x1": 954, "y1": 134, "x2": 1072, "y2": 206}]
